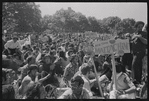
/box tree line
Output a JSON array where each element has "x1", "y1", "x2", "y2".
[{"x1": 3, "y1": 2, "x2": 137, "y2": 36}]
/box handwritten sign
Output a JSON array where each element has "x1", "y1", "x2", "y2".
[{"x1": 94, "y1": 39, "x2": 130, "y2": 55}]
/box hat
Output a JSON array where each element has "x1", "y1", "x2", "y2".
[
  {"x1": 28, "y1": 64, "x2": 38, "y2": 73},
  {"x1": 71, "y1": 75, "x2": 84, "y2": 86},
  {"x1": 134, "y1": 21, "x2": 145, "y2": 28}
]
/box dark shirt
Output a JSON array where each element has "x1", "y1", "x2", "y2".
[
  {"x1": 2, "y1": 58, "x2": 19, "y2": 72},
  {"x1": 42, "y1": 63, "x2": 53, "y2": 74},
  {"x1": 132, "y1": 31, "x2": 147, "y2": 53},
  {"x1": 101, "y1": 61, "x2": 112, "y2": 80},
  {"x1": 2, "y1": 84, "x2": 15, "y2": 99}
]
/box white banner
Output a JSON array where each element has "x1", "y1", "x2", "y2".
[{"x1": 94, "y1": 39, "x2": 130, "y2": 55}]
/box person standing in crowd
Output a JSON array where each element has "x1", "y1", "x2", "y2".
[
  {"x1": 4, "y1": 34, "x2": 21, "y2": 55},
  {"x1": 58, "y1": 75, "x2": 91, "y2": 99},
  {"x1": 131, "y1": 21, "x2": 147, "y2": 84},
  {"x1": 122, "y1": 33, "x2": 133, "y2": 71}
]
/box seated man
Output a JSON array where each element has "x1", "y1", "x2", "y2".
[
  {"x1": 58, "y1": 75, "x2": 91, "y2": 99},
  {"x1": 108, "y1": 62, "x2": 136, "y2": 99},
  {"x1": 4, "y1": 35, "x2": 21, "y2": 56}
]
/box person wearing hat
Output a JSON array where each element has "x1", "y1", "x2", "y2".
[
  {"x1": 131, "y1": 21, "x2": 147, "y2": 84},
  {"x1": 4, "y1": 34, "x2": 21, "y2": 55}
]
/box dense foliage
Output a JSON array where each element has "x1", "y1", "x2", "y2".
[{"x1": 3, "y1": 3, "x2": 136, "y2": 36}]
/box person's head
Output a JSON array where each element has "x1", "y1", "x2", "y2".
[
  {"x1": 68, "y1": 50, "x2": 74, "y2": 57},
  {"x1": 2, "y1": 68, "x2": 13, "y2": 84},
  {"x1": 22, "y1": 45, "x2": 28, "y2": 51},
  {"x1": 70, "y1": 75, "x2": 84, "y2": 94},
  {"x1": 97, "y1": 54, "x2": 105, "y2": 65},
  {"x1": 2, "y1": 69, "x2": 9, "y2": 84},
  {"x1": 81, "y1": 63, "x2": 92, "y2": 77},
  {"x1": 44, "y1": 54, "x2": 51, "y2": 64},
  {"x1": 115, "y1": 62, "x2": 123, "y2": 73},
  {"x1": 32, "y1": 45, "x2": 37, "y2": 51},
  {"x1": 2, "y1": 69, "x2": 15, "y2": 99},
  {"x1": 83, "y1": 54, "x2": 90, "y2": 63},
  {"x1": 13, "y1": 53, "x2": 20, "y2": 60},
  {"x1": 12, "y1": 36, "x2": 18, "y2": 42},
  {"x1": 61, "y1": 43, "x2": 65, "y2": 47},
  {"x1": 134, "y1": 21, "x2": 145, "y2": 32},
  {"x1": 68, "y1": 44, "x2": 74, "y2": 48},
  {"x1": 70, "y1": 54, "x2": 78, "y2": 64},
  {"x1": 50, "y1": 50, "x2": 56, "y2": 56},
  {"x1": 105, "y1": 54, "x2": 111, "y2": 63},
  {"x1": 27, "y1": 56, "x2": 36, "y2": 65},
  {"x1": 27, "y1": 64, "x2": 38, "y2": 77},
  {"x1": 114, "y1": 54, "x2": 121, "y2": 63},
  {"x1": 59, "y1": 51, "x2": 66, "y2": 60},
  {"x1": 26, "y1": 83, "x2": 47, "y2": 99}
]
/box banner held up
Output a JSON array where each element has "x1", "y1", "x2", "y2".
[{"x1": 94, "y1": 39, "x2": 130, "y2": 55}]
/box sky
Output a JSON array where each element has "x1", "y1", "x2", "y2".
[{"x1": 35, "y1": 2, "x2": 147, "y2": 24}]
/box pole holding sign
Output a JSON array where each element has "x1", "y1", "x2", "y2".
[
  {"x1": 111, "y1": 53, "x2": 117, "y2": 90},
  {"x1": 90, "y1": 57, "x2": 103, "y2": 97}
]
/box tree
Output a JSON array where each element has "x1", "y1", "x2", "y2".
[
  {"x1": 2, "y1": 2, "x2": 42, "y2": 34},
  {"x1": 121, "y1": 18, "x2": 136, "y2": 34}
]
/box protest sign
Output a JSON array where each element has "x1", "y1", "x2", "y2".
[{"x1": 94, "y1": 39, "x2": 130, "y2": 55}]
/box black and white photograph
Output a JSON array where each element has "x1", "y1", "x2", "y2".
[{"x1": 2, "y1": 2, "x2": 147, "y2": 99}]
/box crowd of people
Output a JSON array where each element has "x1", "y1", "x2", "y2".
[{"x1": 2, "y1": 21, "x2": 147, "y2": 99}]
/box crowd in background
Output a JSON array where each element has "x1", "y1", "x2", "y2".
[{"x1": 2, "y1": 21, "x2": 147, "y2": 99}]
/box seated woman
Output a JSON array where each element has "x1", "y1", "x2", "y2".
[{"x1": 108, "y1": 62, "x2": 136, "y2": 99}]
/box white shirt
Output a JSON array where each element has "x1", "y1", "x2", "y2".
[
  {"x1": 81, "y1": 75, "x2": 93, "y2": 96},
  {"x1": 4, "y1": 40, "x2": 21, "y2": 49}
]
